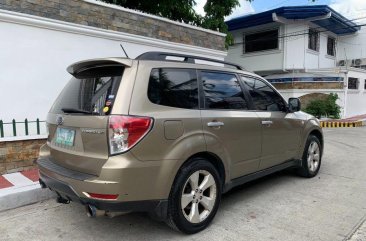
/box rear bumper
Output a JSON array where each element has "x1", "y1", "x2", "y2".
[{"x1": 37, "y1": 157, "x2": 168, "y2": 218}]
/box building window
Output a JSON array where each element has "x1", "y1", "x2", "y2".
[
  {"x1": 308, "y1": 29, "x2": 320, "y2": 52},
  {"x1": 327, "y1": 37, "x2": 336, "y2": 56},
  {"x1": 348, "y1": 77, "x2": 359, "y2": 90},
  {"x1": 244, "y1": 29, "x2": 279, "y2": 53},
  {"x1": 364, "y1": 80, "x2": 366, "y2": 90}
]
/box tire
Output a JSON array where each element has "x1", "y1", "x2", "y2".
[
  {"x1": 297, "y1": 135, "x2": 322, "y2": 178},
  {"x1": 166, "y1": 158, "x2": 222, "y2": 234}
]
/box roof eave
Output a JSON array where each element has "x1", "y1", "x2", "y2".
[{"x1": 226, "y1": 5, "x2": 360, "y2": 34}]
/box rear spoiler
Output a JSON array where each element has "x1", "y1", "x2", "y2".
[{"x1": 67, "y1": 58, "x2": 133, "y2": 76}]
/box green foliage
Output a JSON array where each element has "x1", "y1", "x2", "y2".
[
  {"x1": 100, "y1": 0, "x2": 201, "y2": 24},
  {"x1": 201, "y1": 0, "x2": 240, "y2": 48},
  {"x1": 303, "y1": 93, "x2": 341, "y2": 119}
]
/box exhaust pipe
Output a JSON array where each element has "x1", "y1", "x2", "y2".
[
  {"x1": 85, "y1": 205, "x2": 129, "y2": 218},
  {"x1": 86, "y1": 205, "x2": 106, "y2": 218},
  {"x1": 39, "y1": 179, "x2": 47, "y2": 189},
  {"x1": 105, "y1": 211, "x2": 130, "y2": 218}
]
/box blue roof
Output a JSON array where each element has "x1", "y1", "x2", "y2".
[{"x1": 226, "y1": 5, "x2": 360, "y2": 35}]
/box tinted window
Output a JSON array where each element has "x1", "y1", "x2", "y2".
[
  {"x1": 309, "y1": 29, "x2": 319, "y2": 51},
  {"x1": 241, "y1": 76, "x2": 286, "y2": 111},
  {"x1": 348, "y1": 77, "x2": 359, "y2": 90},
  {"x1": 327, "y1": 37, "x2": 336, "y2": 56},
  {"x1": 148, "y1": 68, "x2": 198, "y2": 109},
  {"x1": 202, "y1": 72, "x2": 248, "y2": 110},
  {"x1": 244, "y1": 29, "x2": 278, "y2": 53},
  {"x1": 50, "y1": 66, "x2": 123, "y2": 115}
]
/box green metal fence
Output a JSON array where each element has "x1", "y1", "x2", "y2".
[{"x1": 0, "y1": 119, "x2": 45, "y2": 138}]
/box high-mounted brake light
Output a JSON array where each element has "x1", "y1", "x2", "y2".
[{"x1": 108, "y1": 115, "x2": 153, "y2": 155}]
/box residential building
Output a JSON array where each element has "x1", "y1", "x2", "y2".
[{"x1": 225, "y1": 5, "x2": 366, "y2": 118}]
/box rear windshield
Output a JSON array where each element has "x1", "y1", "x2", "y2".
[{"x1": 50, "y1": 66, "x2": 123, "y2": 115}]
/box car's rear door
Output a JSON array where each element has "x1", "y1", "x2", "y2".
[
  {"x1": 240, "y1": 75, "x2": 303, "y2": 170},
  {"x1": 199, "y1": 71, "x2": 262, "y2": 179}
]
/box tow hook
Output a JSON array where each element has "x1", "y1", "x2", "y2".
[{"x1": 56, "y1": 195, "x2": 70, "y2": 204}]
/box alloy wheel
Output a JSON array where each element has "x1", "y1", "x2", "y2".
[
  {"x1": 181, "y1": 170, "x2": 217, "y2": 224},
  {"x1": 307, "y1": 141, "x2": 320, "y2": 172}
]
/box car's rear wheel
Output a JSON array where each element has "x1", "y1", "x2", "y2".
[
  {"x1": 297, "y1": 135, "x2": 322, "y2": 178},
  {"x1": 166, "y1": 158, "x2": 222, "y2": 234}
]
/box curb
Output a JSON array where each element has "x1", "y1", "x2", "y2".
[
  {"x1": 320, "y1": 120, "x2": 363, "y2": 128},
  {"x1": 0, "y1": 169, "x2": 55, "y2": 212}
]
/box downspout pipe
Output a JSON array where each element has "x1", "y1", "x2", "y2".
[{"x1": 343, "y1": 71, "x2": 348, "y2": 118}]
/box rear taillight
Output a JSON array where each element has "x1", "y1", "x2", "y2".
[{"x1": 108, "y1": 115, "x2": 153, "y2": 155}]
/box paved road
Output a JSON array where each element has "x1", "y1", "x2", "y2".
[{"x1": 1, "y1": 128, "x2": 366, "y2": 241}]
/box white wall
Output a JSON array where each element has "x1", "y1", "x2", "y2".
[
  {"x1": 286, "y1": 22, "x2": 336, "y2": 70},
  {"x1": 345, "y1": 69, "x2": 366, "y2": 117},
  {"x1": 319, "y1": 33, "x2": 337, "y2": 68},
  {"x1": 284, "y1": 24, "x2": 307, "y2": 70},
  {"x1": 335, "y1": 28, "x2": 366, "y2": 117},
  {"x1": 303, "y1": 33, "x2": 336, "y2": 70},
  {"x1": 227, "y1": 21, "x2": 338, "y2": 74},
  {"x1": 0, "y1": 10, "x2": 226, "y2": 126},
  {"x1": 226, "y1": 23, "x2": 284, "y2": 73},
  {"x1": 338, "y1": 28, "x2": 366, "y2": 61}
]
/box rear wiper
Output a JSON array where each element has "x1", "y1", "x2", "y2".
[{"x1": 61, "y1": 108, "x2": 98, "y2": 115}]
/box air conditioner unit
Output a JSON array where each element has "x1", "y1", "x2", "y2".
[
  {"x1": 352, "y1": 59, "x2": 362, "y2": 66},
  {"x1": 359, "y1": 59, "x2": 366, "y2": 66},
  {"x1": 338, "y1": 60, "x2": 346, "y2": 66}
]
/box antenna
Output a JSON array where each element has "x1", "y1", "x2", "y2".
[{"x1": 120, "y1": 44, "x2": 129, "y2": 58}]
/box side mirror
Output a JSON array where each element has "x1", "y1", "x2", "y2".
[{"x1": 288, "y1": 98, "x2": 301, "y2": 112}]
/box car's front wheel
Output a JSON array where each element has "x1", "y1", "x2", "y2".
[
  {"x1": 297, "y1": 135, "x2": 322, "y2": 177},
  {"x1": 166, "y1": 158, "x2": 222, "y2": 234}
]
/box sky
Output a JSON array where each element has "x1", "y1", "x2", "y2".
[{"x1": 194, "y1": 0, "x2": 366, "y2": 23}]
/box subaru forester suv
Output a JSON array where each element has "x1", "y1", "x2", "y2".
[{"x1": 37, "y1": 52, "x2": 323, "y2": 234}]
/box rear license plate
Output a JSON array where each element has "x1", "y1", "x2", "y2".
[{"x1": 55, "y1": 128, "x2": 75, "y2": 147}]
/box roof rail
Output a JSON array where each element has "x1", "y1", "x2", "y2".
[{"x1": 135, "y1": 52, "x2": 245, "y2": 70}]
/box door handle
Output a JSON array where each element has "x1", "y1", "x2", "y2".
[
  {"x1": 207, "y1": 121, "x2": 224, "y2": 127},
  {"x1": 261, "y1": 120, "x2": 273, "y2": 126}
]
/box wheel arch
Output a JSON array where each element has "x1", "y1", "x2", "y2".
[
  {"x1": 309, "y1": 129, "x2": 324, "y2": 154},
  {"x1": 172, "y1": 152, "x2": 227, "y2": 190},
  {"x1": 189, "y1": 152, "x2": 226, "y2": 185}
]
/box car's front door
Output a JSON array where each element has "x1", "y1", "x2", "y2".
[
  {"x1": 240, "y1": 75, "x2": 303, "y2": 170},
  {"x1": 199, "y1": 71, "x2": 262, "y2": 179}
]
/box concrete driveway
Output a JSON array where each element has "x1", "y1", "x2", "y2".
[{"x1": 0, "y1": 128, "x2": 365, "y2": 241}]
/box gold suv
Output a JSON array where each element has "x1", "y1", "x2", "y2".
[{"x1": 37, "y1": 52, "x2": 323, "y2": 234}]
